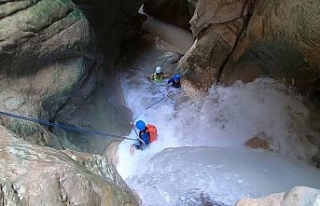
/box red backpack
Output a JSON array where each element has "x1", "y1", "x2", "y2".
[{"x1": 146, "y1": 124, "x2": 158, "y2": 143}]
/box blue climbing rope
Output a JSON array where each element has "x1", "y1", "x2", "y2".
[{"x1": 0, "y1": 111, "x2": 136, "y2": 141}]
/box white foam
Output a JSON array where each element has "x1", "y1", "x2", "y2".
[
  {"x1": 116, "y1": 68, "x2": 320, "y2": 205},
  {"x1": 115, "y1": 15, "x2": 320, "y2": 205}
]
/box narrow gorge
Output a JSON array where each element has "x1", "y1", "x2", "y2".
[{"x1": 0, "y1": 0, "x2": 319, "y2": 205}]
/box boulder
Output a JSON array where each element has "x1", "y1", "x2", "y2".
[
  {"x1": 236, "y1": 186, "x2": 320, "y2": 206},
  {"x1": 181, "y1": 0, "x2": 320, "y2": 90},
  {"x1": 0, "y1": 125, "x2": 138, "y2": 205},
  {"x1": 221, "y1": 0, "x2": 320, "y2": 88},
  {"x1": 179, "y1": 0, "x2": 320, "y2": 93},
  {"x1": 178, "y1": 0, "x2": 253, "y2": 93},
  {"x1": 245, "y1": 136, "x2": 271, "y2": 151},
  {"x1": 0, "y1": 0, "x2": 97, "y2": 147}
]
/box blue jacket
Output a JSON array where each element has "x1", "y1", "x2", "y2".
[
  {"x1": 139, "y1": 130, "x2": 150, "y2": 145},
  {"x1": 167, "y1": 77, "x2": 181, "y2": 88}
]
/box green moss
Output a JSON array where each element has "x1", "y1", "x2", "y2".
[
  {"x1": 291, "y1": 1, "x2": 320, "y2": 41},
  {"x1": 7, "y1": 120, "x2": 38, "y2": 137}
]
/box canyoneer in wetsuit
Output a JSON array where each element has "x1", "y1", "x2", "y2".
[
  {"x1": 130, "y1": 120, "x2": 158, "y2": 154},
  {"x1": 166, "y1": 74, "x2": 181, "y2": 88},
  {"x1": 134, "y1": 120, "x2": 150, "y2": 150},
  {"x1": 151, "y1": 66, "x2": 166, "y2": 83},
  {"x1": 166, "y1": 74, "x2": 181, "y2": 94}
]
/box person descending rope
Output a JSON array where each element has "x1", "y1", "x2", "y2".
[
  {"x1": 166, "y1": 74, "x2": 181, "y2": 88},
  {"x1": 166, "y1": 74, "x2": 181, "y2": 93},
  {"x1": 130, "y1": 120, "x2": 158, "y2": 154},
  {"x1": 149, "y1": 66, "x2": 167, "y2": 83}
]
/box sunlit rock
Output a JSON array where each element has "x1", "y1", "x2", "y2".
[
  {"x1": 179, "y1": 0, "x2": 252, "y2": 92},
  {"x1": 235, "y1": 186, "x2": 320, "y2": 206},
  {"x1": 221, "y1": 0, "x2": 320, "y2": 88},
  {"x1": 180, "y1": 0, "x2": 320, "y2": 90},
  {"x1": 0, "y1": 125, "x2": 138, "y2": 205},
  {"x1": 245, "y1": 133, "x2": 272, "y2": 151}
]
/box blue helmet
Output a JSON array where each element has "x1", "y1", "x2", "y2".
[
  {"x1": 174, "y1": 74, "x2": 180, "y2": 81},
  {"x1": 136, "y1": 120, "x2": 146, "y2": 130}
]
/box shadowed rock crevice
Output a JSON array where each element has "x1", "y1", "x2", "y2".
[
  {"x1": 143, "y1": 0, "x2": 193, "y2": 29},
  {"x1": 219, "y1": 0, "x2": 320, "y2": 88},
  {"x1": 178, "y1": 0, "x2": 255, "y2": 94},
  {"x1": 177, "y1": 0, "x2": 320, "y2": 100},
  {"x1": 217, "y1": 0, "x2": 256, "y2": 83},
  {"x1": 72, "y1": 0, "x2": 147, "y2": 71},
  {"x1": 0, "y1": 1, "x2": 37, "y2": 19}
]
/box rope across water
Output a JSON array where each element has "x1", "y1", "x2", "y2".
[{"x1": 0, "y1": 110, "x2": 137, "y2": 141}]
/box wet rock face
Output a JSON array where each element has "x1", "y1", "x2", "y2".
[
  {"x1": 235, "y1": 186, "x2": 320, "y2": 206},
  {"x1": 0, "y1": 1, "x2": 142, "y2": 203},
  {"x1": 0, "y1": 0, "x2": 95, "y2": 76},
  {"x1": 189, "y1": 0, "x2": 251, "y2": 38},
  {"x1": 179, "y1": 0, "x2": 253, "y2": 91},
  {"x1": 0, "y1": 0, "x2": 97, "y2": 146},
  {"x1": 0, "y1": 126, "x2": 138, "y2": 205},
  {"x1": 179, "y1": 0, "x2": 320, "y2": 91},
  {"x1": 0, "y1": 0, "x2": 140, "y2": 152},
  {"x1": 221, "y1": 0, "x2": 320, "y2": 87},
  {"x1": 143, "y1": 0, "x2": 193, "y2": 29}
]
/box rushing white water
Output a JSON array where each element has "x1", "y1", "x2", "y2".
[
  {"x1": 124, "y1": 147, "x2": 320, "y2": 205},
  {"x1": 115, "y1": 12, "x2": 320, "y2": 206}
]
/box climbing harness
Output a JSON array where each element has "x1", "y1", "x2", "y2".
[{"x1": 0, "y1": 110, "x2": 136, "y2": 141}]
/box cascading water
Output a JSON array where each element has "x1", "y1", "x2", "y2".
[{"x1": 115, "y1": 13, "x2": 320, "y2": 206}]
